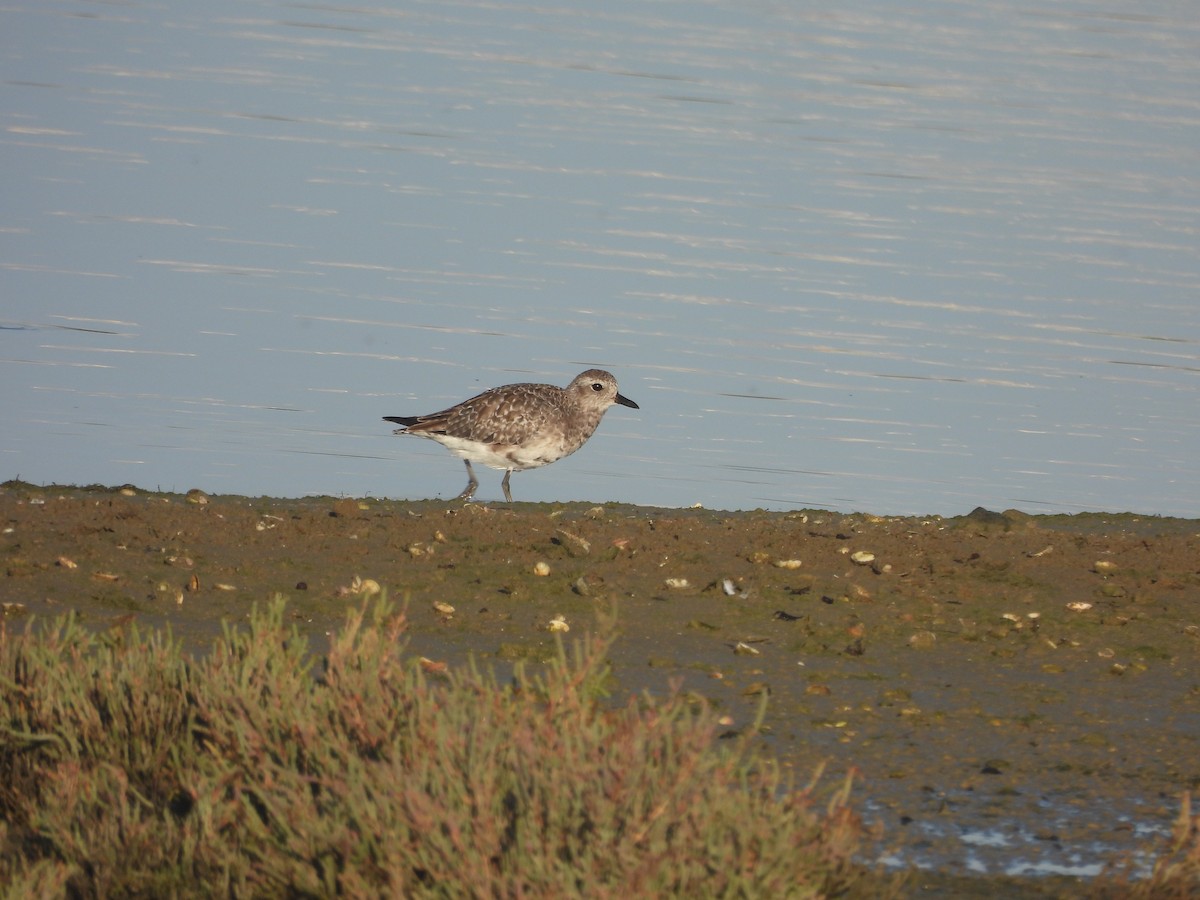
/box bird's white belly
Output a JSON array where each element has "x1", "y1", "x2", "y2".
[{"x1": 415, "y1": 433, "x2": 569, "y2": 471}]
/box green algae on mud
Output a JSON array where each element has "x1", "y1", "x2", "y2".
[{"x1": 3, "y1": 481, "x2": 1199, "y2": 887}]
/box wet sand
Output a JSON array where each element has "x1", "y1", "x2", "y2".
[{"x1": 3, "y1": 481, "x2": 1197, "y2": 892}]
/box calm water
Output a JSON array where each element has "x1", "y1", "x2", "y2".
[{"x1": 3, "y1": 1, "x2": 1199, "y2": 516}]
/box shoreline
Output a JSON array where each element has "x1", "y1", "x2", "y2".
[{"x1": 3, "y1": 481, "x2": 1197, "y2": 891}]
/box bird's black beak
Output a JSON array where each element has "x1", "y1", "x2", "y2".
[{"x1": 616, "y1": 393, "x2": 639, "y2": 410}]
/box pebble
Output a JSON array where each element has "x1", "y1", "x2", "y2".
[
  {"x1": 353, "y1": 576, "x2": 380, "y2": 596},
  {"x1": 418, "y1": 657, "x2": 449, "y2": 675}
]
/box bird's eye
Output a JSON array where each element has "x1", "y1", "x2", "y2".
[{"x1": 591, "y1": 382, "x2": 603, "y2": 392}]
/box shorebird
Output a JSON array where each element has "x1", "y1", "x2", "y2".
[{"x1": 384, "y1": 369, "x2": 638, "y2": 501}]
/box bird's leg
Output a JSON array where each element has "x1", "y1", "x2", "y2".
[
  {"x1": 501, "y1": 469, "x2": 514, "y2": 503},
  {"x1": 456, "y1": 460, "x2": 480, "y2": 501}
]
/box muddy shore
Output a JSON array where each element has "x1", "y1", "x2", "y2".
[{"x1": 3, "y1": 481, "x2": 1198, "y2": 894}]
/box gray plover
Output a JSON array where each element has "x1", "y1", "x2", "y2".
[{"x1": 384, "y1": 369, "x2": 638, "y2": 501}]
